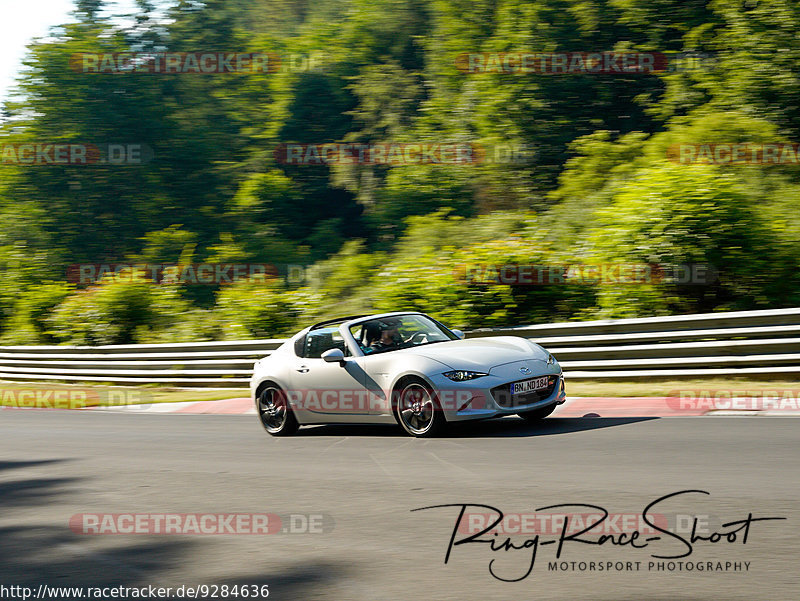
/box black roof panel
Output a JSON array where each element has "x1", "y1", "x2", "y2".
[{"x1": 309, "y1": 315, "x2": 371, "y2": 330}]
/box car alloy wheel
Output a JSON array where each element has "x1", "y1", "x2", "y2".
[
  {"x1": 257, "y1": 385, "x2": 298, "y2": 436},
  {"x1": 395, "y1": 379, "x2": 445, "y2": 437}
]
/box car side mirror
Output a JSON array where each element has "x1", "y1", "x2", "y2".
[
  {"x1": 321, "y1": 348, "x2": 345, "y2": 364},
  {"x1": 451, "y1": 329, "x2": 465, "y2": 339}
]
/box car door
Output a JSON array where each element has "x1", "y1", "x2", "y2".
[
  {"x1": 288, "y1": 327, "x2": 372, "y2": 422},
  {"x1": 347, "y1": 322, "x2": 396, "y2": 418},
  {"x1": 354, "y1": 351, "x2": 396, "y2": 418}
]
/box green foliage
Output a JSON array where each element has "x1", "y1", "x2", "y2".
[
  {"x1": 587, "y1": 161, "x2": 781, "y2": 316},
  {"x1": 370, "y1": 166, "x2": 475, "y2": 237},
  {"x1": 131, "y1": 226, "x2": 199, "y2": 264},
  {"x1": 368, "y1": 212, "x2": 595, "y2": 327},
  {"x1": 213, "y1": 278, "x2": 323, "y2": 340},
  {"x1": 46, "y1": 272, "x2": 207, "y2": 345},
  {"x1": 2, "y1": 0, "x2": 800, "y2": 343},
  {"x1": 0, "y1": 282, "x2": 73, "y2": 345}
]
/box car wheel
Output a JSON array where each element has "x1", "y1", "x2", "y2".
[
  {"x1": 394, "y1": 378, "x2": 446, "y2": 437},
  {"x1": 257, "y1": 384, "x2": 298, "y2": 436},
  {"x1": 517, "y1": 403, "x2": 557, "y2": 422}
]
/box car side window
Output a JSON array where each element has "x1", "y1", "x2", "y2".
[
  {"x1": 349, "y1": 325, "x2": 368, "y2": 352},
  {"x1": 304, "y1": 328, "x2": 350, "y2": 359}
]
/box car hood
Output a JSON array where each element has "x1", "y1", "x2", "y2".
[{"x1": 411, "y1": 336, "x2": 548, "y2": 371}]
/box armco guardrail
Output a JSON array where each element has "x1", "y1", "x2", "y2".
[{"x1": 1, "y1": 307, "x2": 799, "y2": 386}]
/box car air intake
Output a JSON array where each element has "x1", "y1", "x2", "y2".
[{"x1": 490, "y1": 374, "x2": 558, "y2": 409}]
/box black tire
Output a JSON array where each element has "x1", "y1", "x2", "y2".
[
  {"x1": 517, "y1": 403, "x2": 557, "y2": 422},
  {"x1": 393, "y1": 378, "x2": 447, "y2": 437},
  {"x1": 256, "y1": 384, "x2": 299, "y2": 436}
]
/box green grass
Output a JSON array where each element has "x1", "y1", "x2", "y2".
[{"x1": 564, "y1": 378, "x2": 800, "y2": 397}]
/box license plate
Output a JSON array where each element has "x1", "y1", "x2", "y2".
[{"x1": 511, "y1": 376, "x2": 550, "y2": 395}]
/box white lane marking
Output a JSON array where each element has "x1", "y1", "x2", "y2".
[
  {"x1": 426, "y1": 451, "x2": 476, "y2": 476},
  {"x1": 322, "y1": 437, "x2": 350, "y2": 451},
  {"x1": 368, "y1": 453, "x2": 397, "y2": 479}
]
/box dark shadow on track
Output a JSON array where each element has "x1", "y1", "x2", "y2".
[
  {"x1": 0, "y1": 459, "x2": 70, "y2": 471},
  {"x1": 450, "y1": 416, "x2": 659, "y2": 438},
  {"x1": 294, "y1": 416, "x2": 658, "y2": 438},
  {"x1": 0, "y1": 458, "x2": 351, "y2": 597},
  {"x1": 0, "y1": 458, "x2": 191, "y2": 586}
]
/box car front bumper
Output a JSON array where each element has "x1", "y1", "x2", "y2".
[{"x1": 426, "y1": 360, "x2": 567, "y2": 422}]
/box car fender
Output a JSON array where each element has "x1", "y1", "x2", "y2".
[{"x1": 384, "y1": 355, "x2": 454, "y2": 403}]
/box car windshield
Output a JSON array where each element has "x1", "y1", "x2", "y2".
[{"x1": 351, "y1": 314, "x2": 457, "y2": 355}]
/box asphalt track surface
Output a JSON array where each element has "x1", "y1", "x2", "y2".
[{"x1": 0, "y1": 411, "x2": 797, "y2": 600}]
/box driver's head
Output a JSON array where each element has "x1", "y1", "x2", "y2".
[
  {"x1": 377, "y1": 318, "x2": 402, "y2": 345},
  {"x1": 364, "y1": 322, "x2": 382, "y2": 345}
]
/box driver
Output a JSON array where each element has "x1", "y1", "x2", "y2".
[{"x1": 366, "y1": 318, "x2": 403, "y2": 352}]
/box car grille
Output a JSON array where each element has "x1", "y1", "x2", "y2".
[{"x1": 491, "y1": 374, "x2": 559, "y2": 409}]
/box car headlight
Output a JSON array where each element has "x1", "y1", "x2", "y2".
[
  {"x1": 443, "y1": 370, "x2": 489, "y2": 382},
  {"x1": 547, "y1": 354, "x2": 556, "y2": 366}
]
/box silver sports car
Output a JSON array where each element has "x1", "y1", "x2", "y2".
[{"x1": 251, "y1": 311, "x2": 566, "y2": 437}]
